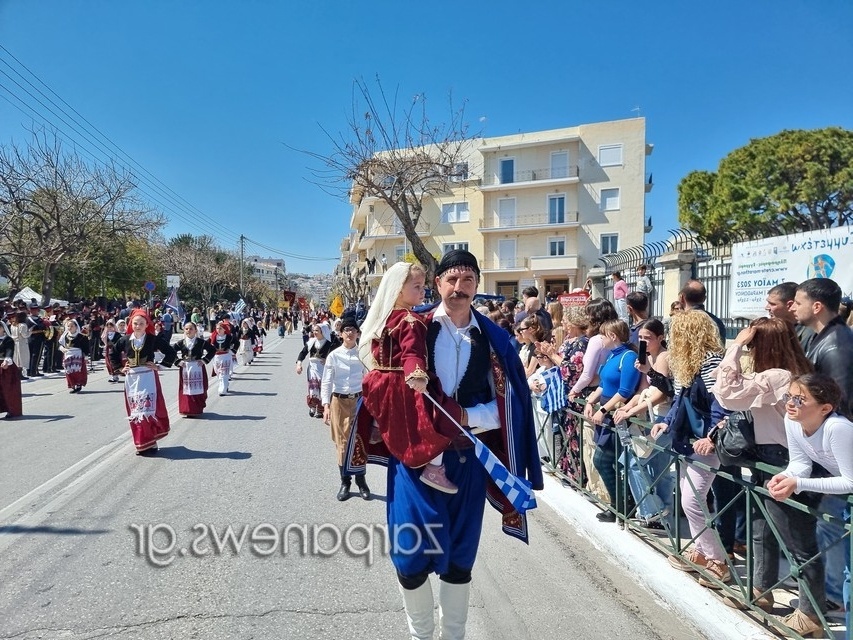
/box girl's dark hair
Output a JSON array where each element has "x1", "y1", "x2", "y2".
[
  {"x1": 639, "y1": 318, "x2": 667, "y2": 348},
  {"x1": 749, "y1": 317, "x2": 812, "y2": 376},
  {"x1": 639, "y1": 318, "x2": 665, "y2": 338},
  {"x1": 520, "y1": 314, "x2": 546, "y2": 342},
  {"x1": 790, "y1": 373, "x2": 843, "y2": 410},
  {"x1": 585, "y1": 298, "x2": 618, "y2": 335}
]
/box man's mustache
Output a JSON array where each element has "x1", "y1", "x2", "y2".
[{"x1": 448, "y1": 292, "x2": 470, "y2": 299}]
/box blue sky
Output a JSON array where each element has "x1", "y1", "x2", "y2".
[{"x1": 0, "y1": 1, "x2": 850, "y2": 275}]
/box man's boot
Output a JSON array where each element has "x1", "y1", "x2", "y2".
[
  {"x1": 438, "y1": 580, "x2": 470, "y2": 640},
  {"x1": 398, "y1": 581, "x2": 435, "y2": 640},
  {"x1": 354, "y1": 474, "x2": 371, "y2": 500},
  {"x1": 337, "y1": 466, "x2": 352, "y2": 501}
]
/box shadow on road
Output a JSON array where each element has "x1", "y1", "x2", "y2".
[
  {"x1": 220, "y1": 390, "x2": 276, "y2": 397},
  {"x1": 154, "y1": 446, "x2": 252, "y2": 460},
  {"x1": 6, "y1": 414, "x2": 74, "y2": 422},
  {"x1": 195, "y1": 413, "x2": 265, "y2": 421},
  {"x1": 0, "y1": 524, "x2": 110, "y2": 535}
]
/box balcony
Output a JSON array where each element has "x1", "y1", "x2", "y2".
[
  {"x1": 480, "y1": 165, "x2": 580, "y2": 191},
  {"x1": 645, "y1": 171, "x2": 654, "y2": 193},
  {"x1": 479, "y1": 210, "x2": 579, "y2": 233},
  {"x1": 529, "y1": 254, "x2": 579, "y2": 272},
  {"x1": 480, "y1": 257, "x2": 529, "y2": 273},
  {"x1": 360, "y1": 220, "x2": 431, "y2": 250}
]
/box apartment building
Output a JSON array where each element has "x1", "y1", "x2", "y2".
[
  {"x1": 342, "y1": 117, "x2": 652, "y2": 300},
  {"x1": 246, "y1": 255, "x2": 285, "y2": 288}
]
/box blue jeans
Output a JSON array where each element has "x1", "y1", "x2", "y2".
[
  {"x1": 622, "y1": 430, "x2": 674, "y2": 524},
  {"x1": 815, "y1": 494, "x2": 851, "y2": 623}
]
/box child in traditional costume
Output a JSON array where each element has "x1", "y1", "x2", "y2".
[
  {"x1": 359, "y1": 262, "x2": 457, "y2": 493},
  {"x1": 174, "y1": 321, "x2": 215, "y2": 417},
  {"x1": 110, "y1": 309, "x2": 176, "y2": 455},
  {"x1": 0, "y1": 322, "x2": 23, "y2": 418},
  {"x1": 59, "y1": 319, "x2": 90, "y2": 393},
  {"x1": 210, "y1": 321, "x2": 237, "y2": 396}
]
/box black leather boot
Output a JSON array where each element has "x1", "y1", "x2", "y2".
[
  {"x1": 355, "y1": 474, "x2": 371, "y2": 500},
  {"x1": 337, "y1": 467, "x2": 352, "y2": 501}
]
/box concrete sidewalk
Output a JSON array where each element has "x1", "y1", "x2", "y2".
[{"x1": 538, "y1": 474, "x2": 776, "y2": 640}]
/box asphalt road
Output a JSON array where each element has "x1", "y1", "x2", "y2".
[{"x1": 0, "y1": 333, "x2": 701, "y2": 639}]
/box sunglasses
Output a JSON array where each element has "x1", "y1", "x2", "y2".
[{"x1": 782, "y1": 393, "x2": 808, "y2": 407}]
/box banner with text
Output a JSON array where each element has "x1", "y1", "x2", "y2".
[{"x1": 730, "y1": 226, "x2": 853, "y2": 318}]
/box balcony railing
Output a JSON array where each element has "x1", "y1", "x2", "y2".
[
  {"x1": 480, "y1": 210, "x2": 579, "y2": 230},
  {"x1": 364, "y1": 220, "x2": 431, "y2": 238},
  {"x1": 482, "y1": 165, "x2": 579, "y2": 187},
  {"x1": 481, "y1": 257, "x2": 528, "y2": 270}
]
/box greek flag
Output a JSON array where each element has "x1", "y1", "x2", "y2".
[
  {"x1": 424, "y1": 393, "x2": 537, "y2": 514},
  {"x1": 234, "y1": 298, "x2": 246, "y2": 315},
  {"x1": 538, "y1": 366, "x2": 567, "y2": 414}
]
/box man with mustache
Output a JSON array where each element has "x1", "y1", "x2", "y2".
[{"x1": 351, "y1": 249, "x2": 542, "y2": 639}]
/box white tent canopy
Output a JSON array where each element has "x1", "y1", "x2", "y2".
[{"x1": 12, "y1": 286, "x2": 70, "y2": 307}]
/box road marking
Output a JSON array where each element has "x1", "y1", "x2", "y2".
[{"x1": 0, "y1": 335, "x2": 286, "y2": 551}]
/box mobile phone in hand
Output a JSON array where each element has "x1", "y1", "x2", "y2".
[{"x1": 638, "y1": 339, "x2": 648, "y2": 365}]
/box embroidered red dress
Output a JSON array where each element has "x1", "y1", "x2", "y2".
[{"x1": 361, "y1": 308, "x2": 459, "y2": 468}]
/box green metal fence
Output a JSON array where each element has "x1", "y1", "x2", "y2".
[{"x1": 534, "y1": 401, "x2": 851, "y2": 639}]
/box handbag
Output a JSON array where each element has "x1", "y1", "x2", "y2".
[{"x1": 711, "y1": 410, "x2": 759, "y2": 467}]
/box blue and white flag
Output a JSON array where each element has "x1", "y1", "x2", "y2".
[
  {"x1": 234, "y1": 298, "x2": 246, "y2": 315},
  {"x1": 538, "y1": 366, "x2": 567, "y2": 414},
  {"x1": 424, "y1": 392, "x2": 537, "y2": 514},
  {"x1": 164, "y1": 287, "x2": 185, "y2": 321}
]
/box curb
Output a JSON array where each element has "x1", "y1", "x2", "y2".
[{"x1": 538, "y1": 474, "x2": 775, "y2": 640}]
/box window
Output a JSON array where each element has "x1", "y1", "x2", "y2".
[
  {"x1": 601, "y1": 188, "x2": 620, "y2": 211},
  {"x1": 598, "y1": 144, "x2": 623, "y2": 167},
  {"x1": 548, "y1": 194, "x2": 566, "y2": 224},
  {"x1": 551, "y1": 152, "x2": 569, "y2": 179},
  {"x1": 395, "y1": 245, "x2": 406, "y2": 262},
  {"x1": 500, "y1": 158, "x2": 515, "y2": 184},
  {"x1": 450, "y1": 162, "x2": 468, "y2": 182},
  {"x1": 601, "y1": 234, "x2": 618, "y2": 255},
  {"x1": 441, "y1": 201, "x2": 470, "y2": 223},
  {"x1": 548, "y1": 236, "x2": 566, "y2": 256},
  {"x1": 443, "y1": 242, "x2": 469, "y2": 253}
]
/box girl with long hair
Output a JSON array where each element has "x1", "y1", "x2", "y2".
[
  {"x1": 651, "y1": 310, "x2": 729, "y2": 588},
  {"x1": 712, "y1": 317, "x2": 816, "y2": 620}
]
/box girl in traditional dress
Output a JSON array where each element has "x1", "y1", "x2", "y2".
[
  {"x1": 0, "y1": 322, "x2": 23, "y2": 418},
  {"x1": 359, "y1": 262, "x2": 458, "y2": 494},
  {"x1": 254, "y1": 320, "x2": 266, "y2": 354},
  {"x1": 102, "y1": 319, "x2": 123, "y2": 383},
  {"x1": 9, "y1": 312, "x2": 30, "y2": 381},
  {"x1": 209, "y1": 321, "x2": 237, "y2": 396},
  {"x1": 110, "y1": 309, "x2": 176, "y2": 455},
  {"x1": 58, "y1": 319, "x2": 90, "y2": 393},
  {"x1": 296, "y1": 323, "x2": 334, "y2": 418},
  {"x1": 237, "y1": 318, "x2": 255, "y2": 366},
  {"x1": 173, "y1": 321, "x2": 215, "y2": 417}
]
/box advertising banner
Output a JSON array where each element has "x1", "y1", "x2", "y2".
[{"x1": 730, "y1": 226, "x2": 853, "y2": 318}]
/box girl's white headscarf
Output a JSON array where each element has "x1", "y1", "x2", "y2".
[
  {"x1": 307, "y1": 322, "x2": 332, "y2": 354},
  {"x1": 59, "y1": 319, "x2": 81, "y2": 345},
  {"x1": 358, "y1": 262, "x2": 413, "y2": 370}
]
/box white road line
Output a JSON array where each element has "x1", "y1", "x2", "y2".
[{"x1": 0, "y1": 335, "x2": 286, "y2": 547}]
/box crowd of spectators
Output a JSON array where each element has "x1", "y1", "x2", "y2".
[{"x1": 475, "y1": 273, "x2": 852, "y2": 638}]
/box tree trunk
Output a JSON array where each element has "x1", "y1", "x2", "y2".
[{"x1": 41, "y1": 262, "x2": 57, "y2": 305}]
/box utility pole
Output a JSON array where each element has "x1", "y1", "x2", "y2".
[{"x1": 239, "y1": 234, "x2": 245, "y2": 296}]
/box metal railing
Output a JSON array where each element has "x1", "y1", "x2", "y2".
[
  {"x1": 480, "y1": 257, "x2": 528, "y2": 270},
  {"x1": 482, "y1": 165, "x2": 580, "y2": 186},
  {"x1": 480, "y1": 210, "x2": 580, "y2": 230},
  {"x1": 535, "y1": 399, "x2": 851, "y2": 639}
]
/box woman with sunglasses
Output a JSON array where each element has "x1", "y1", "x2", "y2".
[
  {"x1": 516, "y1": 316, "x2": 546, "y2": 379},
  {"x1": 766, "y1": 373, "x2": 853, "y2": 637}
]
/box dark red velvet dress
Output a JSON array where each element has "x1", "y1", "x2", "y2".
[{"x1": 361, "y1": 309, "x2": 460, "y2": 468}]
